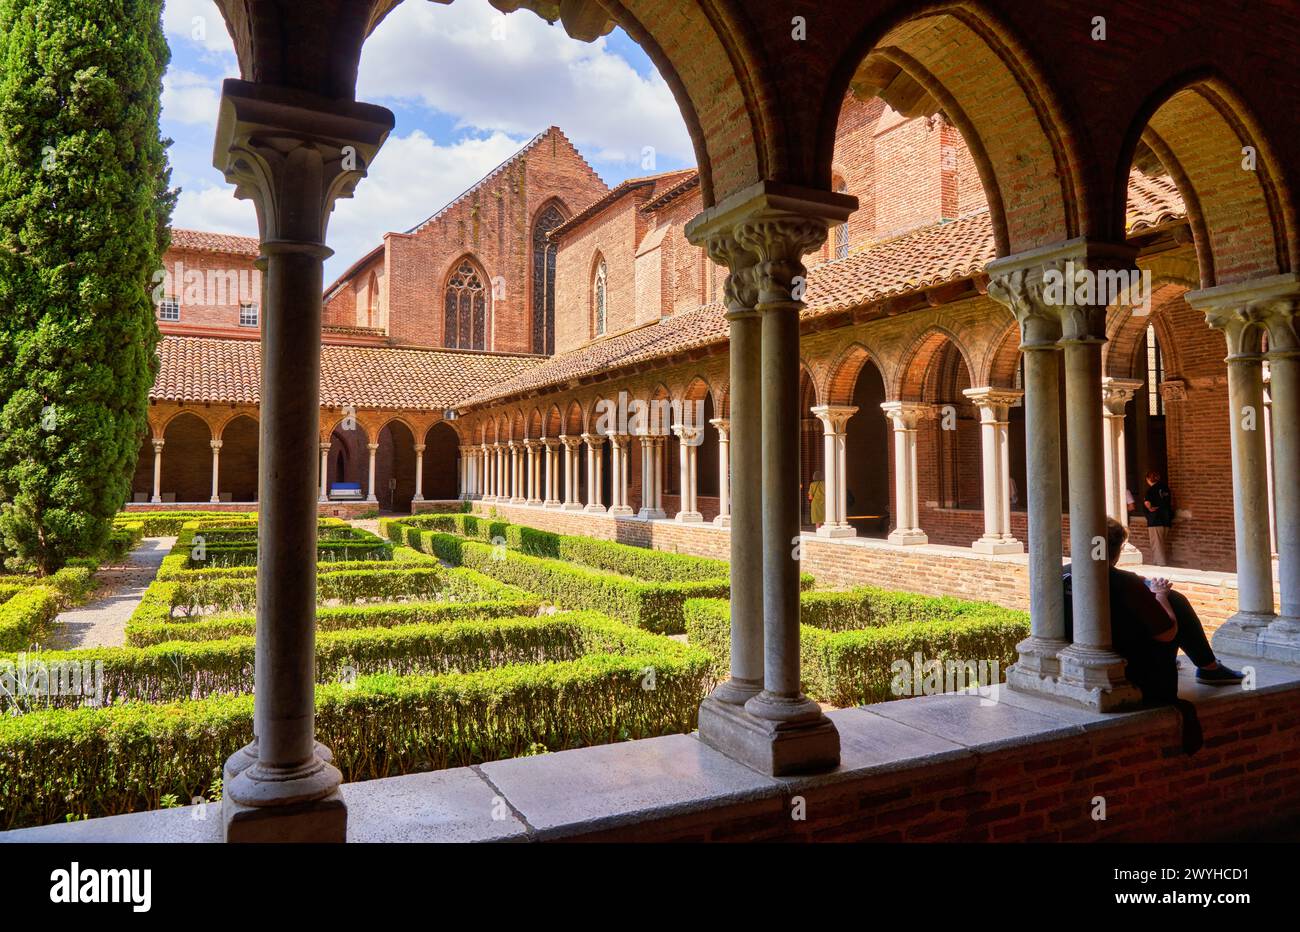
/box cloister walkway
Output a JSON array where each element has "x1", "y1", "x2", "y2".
[{"x1": 45, "y1": 538, "x2": 175, "y2": 650}]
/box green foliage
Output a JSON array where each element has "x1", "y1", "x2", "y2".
[
  {"x1": 113, "y1": 511, "x2": 256, "y2": 537},
  {"x1": 101, "y1": 521, "x2": 144, "y2": 562},
  {"x1": 0, "y1": 584, "x2": 58, "y2": 649},
  {"x1": 0, "y1": 0, "x2": 174, "y2": 574},
  {"x1": 685, "y1": 590, "x2": 1029, "y2": 707},
  {"x1": 0, "y1": 616, "x2": 713, "y2": 828}
]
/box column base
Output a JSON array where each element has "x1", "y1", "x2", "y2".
[
  {"x1": 1117, "y1": 542, "x2": 1142, "y2": 565},
  {"x1": 697, "y1": 693, "x2": 839, "y2": 777},
  {"x1": 1054, "y1": 644, "x2": 1144, "y2": 711},
  {"x1": 150, "y1": 496, "x2": 161, "y2": 504},
  {"x1": 676, "y1": 511, "x2": 703, "y2": 523},
  {"x1": 562, "y1": 502, "x2": 584, "y2": 511},
  {"x1": 971, "y1": 536, "x2": 1023, "y2": 555},
  {"x1": 209, "y1": 496, "x2": 221, "y2": 504},
  {"x1": 509, "y1": 497, "x2": 526, "y2": 505},
  {"x1": 638, "y1": 508, "x2": 667, "y2": 520},
  {"x1": 527, "y1": 498, "x2": 543, "y2": 507},
  {"x1": 365, "y1": 495, "x2": 378, "y2": 504},
  {"x1": 223, "y1": 789, "x2": 346, "y2": 843},
  {"x1": 411, "y1": 495, "x2": 424, "y2": 503},
  {"x1": 609, "y1": 505, "x2": 634, "y2": 516},
  {"x1": 585, "y1": 503, "x2": 607, "y2": 514},
  {"x1": 713, "y1": 514, "x2": 731, "y2": 527},
  {"x1": 1006, "y1": 635, "x2": 1067, "y2": 681},
  {"x1": 888, "y1": 529, "x2": 928, "y2": 546},
  {"x1": 816, "y1": 524, "x2": 856, "y2": 538},
  {"x1": 543, "y1": 500, "x2": 562, "y2": 509},
  {"x1": 1258, "y1": 616, "x2": 1300, "y2": 664},
  {"x1": 1209, "y1": 610, "x2": 1277, "y2": 659}
]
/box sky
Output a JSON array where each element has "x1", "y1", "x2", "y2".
[{"x1": 161, "y1": 0, "x2": 694, "y2": 282}]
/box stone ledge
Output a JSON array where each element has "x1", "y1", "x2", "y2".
[{"x1": 4, "y1": 650, "x2": 1295, "y2": 843}]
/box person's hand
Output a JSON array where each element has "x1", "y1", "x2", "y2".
[{"x1": 1150, "y1": 577, "x2": 1172, "y2": 596}]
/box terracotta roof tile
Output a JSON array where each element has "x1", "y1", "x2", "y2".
[
  {"x1": 168, "y1": 228, "x2": 261, "y2": 257},
  {"x1": 152, "y1": 336, "x2": 542, "y2": 410},
  {"x1": 1126, "y1": 171, "x2": 1185, "y2": 232}
]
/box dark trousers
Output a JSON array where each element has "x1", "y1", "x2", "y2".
[{"x1": 1168, "y1": 590, "x2": 1216, "y2": 668}]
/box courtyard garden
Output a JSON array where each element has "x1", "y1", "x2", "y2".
[{"x1": 0, "y1": 510, "x2": 1028, "y2": 830}]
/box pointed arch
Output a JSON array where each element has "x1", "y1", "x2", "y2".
[
  {"x1": 444, "y1": 255, "x2": 488, "y2": 350},
  {"x1": 563, "y1": 400, "x2": 584, "y2": 436},
  {"x1": 544, "y1": 404, "x2": 563, "y2": 439},
  {"x1": 826, "y1": 342, "x2": 885, "y2": 406},
  {"x1": 532, "y1": 200, "x2": 568, "y2": 354},
  {"x1": 591, "y1": 252, "x2": 609, "y2": 338},
  {"x1": 894, "y1": 326, "x2": 977, "y2": 401}
]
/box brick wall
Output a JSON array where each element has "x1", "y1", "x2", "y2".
[{"x1": 156, "y1": 246, "x2": 261, "y2": 338}]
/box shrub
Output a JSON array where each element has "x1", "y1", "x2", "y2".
[
  {"x1": 101, "y1": 522, "x2": 144, "y2": 562},
  {"x1": 685, "y1": 590, "x2": 1029, "y2": 707},
  {"x1": 113, "y1": 512, "x2": 256, "y2": 536},
  {"x1": 401, "y1": 528, "x2": 727, "y2": 633},
  {"x1": 0, "y1": 617, "x2": 713, "y2": 828},
  {"x1": 0, "y1": 586, "x2": 59, "y2": 651}
]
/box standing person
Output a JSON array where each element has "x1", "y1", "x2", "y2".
[
  {"x1": 1144, "y1": 470, "x2": 1174, "y2": 565},
  {"x1": 808, "y1": 470, "x2": 825, "y2": 527}
]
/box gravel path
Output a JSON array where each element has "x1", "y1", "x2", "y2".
[{"x1": 45, "y1": 537, "x2": 176, "y2": 650}]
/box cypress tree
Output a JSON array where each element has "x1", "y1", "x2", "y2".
[{"x1": 0, "y1": 0, "x2": 174, "y2": 573}]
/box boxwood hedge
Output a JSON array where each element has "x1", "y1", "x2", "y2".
[{"x1": 685, "y1": 588, "x2": 1029, "y2": 707}]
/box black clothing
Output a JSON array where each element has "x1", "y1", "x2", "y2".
[{"x1": 1144, "y1": 481, "x2": 1174, "y2": 527}]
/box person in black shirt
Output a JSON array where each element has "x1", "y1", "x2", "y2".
[
  {"x1": 1143, "y1": 470, "x2": 1174, "y2": 565},
  {"x1": 1062, "y1": 519, "x2": 1243, "y2": 704}
]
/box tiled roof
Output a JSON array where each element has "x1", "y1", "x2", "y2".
[
  {"x1": 462, "y1": 170, "x2": 1187, "y2": 408},
  {"x1": 551, "y1": 169, "x2": 697, "y2": 238},
  {"x1": 152, "y1": 336, "x2": 542, "y2": 410},
  {"x1": 168, "y1": 228, "x2": 261, "y2": 257}
]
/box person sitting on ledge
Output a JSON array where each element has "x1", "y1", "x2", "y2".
[{"x1": 1063, "y1": 518, "x2": 1244, "y2": 704}]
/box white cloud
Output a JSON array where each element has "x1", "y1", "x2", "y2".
[
  {"x1": 358, "y1": 0, "x2": 692, "y2": 166},
  {"x1": 162, "y1": 69, "x2": 222, "y2": 126},
  {"x1": 163, "y1": 0, "x2": 237, "y2": 56},
  {"x1": 171, "y1": 182, "x2": 257, "y2": 237}
]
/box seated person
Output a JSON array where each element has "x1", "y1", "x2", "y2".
[{"x1": 1063, "y1": 519, "x2": 1242, "y2": 704}]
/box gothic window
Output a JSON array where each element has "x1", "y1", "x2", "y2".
[
  {"x1": 834, "y1": 178, "x2": 849, "y2": 259},
  {"x1": 594, "y1": 259, "x2": 607, "y2": 337},
  {"x1": 531, "y1": 202, "x2": 566, "y2": 354},
  {"x1": 1146, "y1": 325, "x2": 1164, "y2": 417},
  {"x1": 444, "y1": 260, "x2": 486, "y2": 350}
]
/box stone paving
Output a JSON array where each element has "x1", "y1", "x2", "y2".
[{"x1": 45, "y1": 537, "x2": 176, "y2": 649}]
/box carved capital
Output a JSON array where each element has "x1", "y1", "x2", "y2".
[
  {"x1": 735, "y1": 215, "x2": 827, "y2": 305},
  {"x1": 961, "y1": 387, "x2": 1023, "y2": 420},
  {"x1": 580, "y1": 432, "x2": 605, "y2": 449},
  {"x1": 810, "y1": 404, "x2": 858, "y2": 435},
  {"x1": 672, "y1": 424, "x2": 702, "y2": 445},
  {"x1": 880, "y1": 400, "x2": 932, "y2": 431},
  {"x1": 1101, "y1": 377, "x2": 1144, "y2": 415},
  {"x1": 210, "y1": 439, "x2": 224, "y2": 451},
  {"x1": 152, "y1": 439, "x2": 166, "y2": 454},
  {"x1": 560, "y1": 435, "x2": 582, "y2": 451},
  {"x1": 1186, "y1": 272, "x2": 1300, "y2": 358},
  {"x1": 214, "y1": 79, "x2": 393, "y2": 247},
  {"x1": 704, "y1": 232, "x2": 760, "y2": 319},
  {"x1": 709, "y1": 417, "x2": 730, "y2": 441},
  {"x1": 1159, "y1": 378, "x2": 1188, "y2": 403}
]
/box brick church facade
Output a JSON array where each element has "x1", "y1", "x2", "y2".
[{"x1": 135, "y1": 93, "x2": 1264, "y2": 586}]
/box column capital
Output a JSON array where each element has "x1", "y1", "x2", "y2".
[
  {"x1": 880, "y1": 400, "x2": 933, "y2": 430},
  {"x1": 703, "y1": 232, "x2": 760, "y2": 320},
  {"x1": 523, "y1": 439, "x2": 542, "y2": 451},
  {"x1": 320, "y1": 442, "x2": 332, "y2": 454},
  {"x1": 415, "y1": 444, "x2": 427, "y2": 454},
  {"x1": 672, "y1": 423, "x2": 703, "y2": 445},
  {"x1": 210, "y1": 439, "x2": 224, "y2": 450},
  {"x1": 543, "y1": 437, "x2": 561, "y2": 450},
  {"x1": 1185, "y1": 272, "x2": 1300, "y2": 357},
  {"x1": 709, "y1": 417, "x2": 730, "y2": 440},
  {"x1": 961, "y1": 386, "x2": 1023, "y2": 414},
  {"x1": 560, "y1": 435, "x2": 582, "y2": 451},
  {"x1": 213, "y1": 79, "x2": 394, "y2": 247},
  {"x1": 152, "y1": 439, "x2": 166, "y2": 453},
  {"x1": 367, "y1": 442, "x2": 380, "y2": 452},
  {"x1": 986, "y1": 238, "x2": 1139, "y2": 344},
  {"x1": 506, "y1": 439, "x2": 519, "y2": 450},
  {"x1": 810, "y1": 403, "x2": 858, "y2": 435},
  {"x1": 1100, "y1": 376, "x2": 1144, "y2": 414},
  {"x1": 580, "y1": 432, "x2": 606, "y2": 448}
]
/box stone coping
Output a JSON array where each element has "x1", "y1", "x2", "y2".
[{"x1": 4, "y1": 650, "x2": 1294, "y2": 844}]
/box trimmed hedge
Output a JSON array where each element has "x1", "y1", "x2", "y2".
[
  {"x1": 102, "y1": 522, "x2": 144, "y2": 562},
  {"x1": 397, "y1": 526, "x2": 728, "y2": 634},
  {"x1": 0, "y1": 615, "x2": 713, "y2": 828},
  {"x1": 685, "y1": 588, "x2": 1029, "y2": 707},
  {"x1": 0, "y1": 587, "x2": 60, "y2": 651},
  {"x1": 113, "y1": 511, "x2": 256, "y2": 537},
  {"x1": 385, "y1": 514, "x2": 729, "y2": 582}
]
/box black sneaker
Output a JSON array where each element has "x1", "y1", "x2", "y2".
[{"x1": 1196, "y1": 664, "x2": 1245, "y2": 685}]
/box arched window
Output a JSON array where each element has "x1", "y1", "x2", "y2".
[
  {"x1": 593, "y1": 259, "x2": 608, "y2": 337},
  {"x1": 531, "y1": 202, "x2": 566, "y2": 354},
  {"x1": 834, "y1": 177, "x2": 850, "y2": 260},
  {"x1": 1146, "y1": 324, "x2": 1164, "y2": 417},
  {"x1": 444, "y1": 260, "x2": 486, "y2": 350},
  {"x1": 365, "y1": 271, "x2": 379, "y2": 328}
]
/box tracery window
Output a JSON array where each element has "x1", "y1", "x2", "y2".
[
  {"x1": 834, "y1": 178, "x2": 850, "y2": 259},
  {"x1": 594, "y1": 259, "x2": 607, "y2": 337},
  {"x1": 531, "y1": 203, "x2": 566, "y2": 354},
  {"x1": 444, "y1": 260, "x2": 486, "y2": 350}
]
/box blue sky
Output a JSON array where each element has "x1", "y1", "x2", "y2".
[{"x1": 161, "y1": 0, "x2": 694, "y2": 282}]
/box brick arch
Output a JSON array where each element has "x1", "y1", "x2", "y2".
[
  {"x1": 981, "y1": 320, "x2": 1023, "y2": 390},
  {"x1": 893, "y1": 327, "x2": 977, "y2": 401},
  {"x1": 526, "y1": 407, "x2": 543, "y2": 440},
  {"x1": 494, "y1": 415, "x2": 509, "y2": 443},
  {"x1": 798, "y1": 364, "x2": 819, "y2": 411},
  {"x1": 158, "y1": 407, "x2": 217, "y2": 440},
  {"x1": 212, "y1": 409, "x2": 257, "y2": 441},
  {"x1": 825, "y1": 342, "x2": 886, "y2": 406},
  {"x1": 544, "y1": 404, "x2": 563, "y2": 438},
  {"x1": 372, "y1": 413, "x2": 417, "y2": 443},
  {"x1": 1105, "y1": 284, "x2": 1188, "y2": 381},
  {"x1": 509, "y1": 410, "x2": 526, "y2": 441},
  {"x1": 822, "y1": 4, "x2": 1087, "y2": 255},
  {"x1": 322, "y1": 412, "x2": 370, "y2": 444},
  {"x1": 562, "y1": 400, "x2": 583, "y2": 436},
  {"x1": 1122, "y1": 74, "x2": 1295, "y2": 286}
]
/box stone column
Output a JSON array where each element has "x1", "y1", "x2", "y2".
[
  {"x1": 413, "y1": 444, "x2": 426, "y2": 503},
  {"x1": 319, "y1": 442, "x2": 330, "y2": 503},
  {"x1": 543, "y1": 439, "x2": 560, "y2": 508},
  {"x1": 711, "y1": 417, "x2": 731, "y2": 526},
  {"x1": 504, "y1": 441, "x2": 517, "y2": 503},
  {"x1": 213, "y1": 78, "x2": 393, "y2": 840},
  {"x1": 810, "y1": 404, "x2": 857, "y2": 537},
  {"x1": 1262, "y1": 294, "x2": 1300, "y2": 659},
  {"x1": 366, "y1": 443, "x2": 379, "y2": 503},
  {"x1": 1101, "y1": 378, "x2": 1143, "y2": 563},
  {"x1": 1188, "y1": 278, "x2": 1291, "y2": 657},
  {"x1": 674, "y1": 424, "x2": 703, "y2": 522},
  {"x1": 607, "y1": 436, "x2": 632, "y2": 515},
  {"x1": 150, "y1": 439, "x2": 164, "y2": 503},
  {"x1": 561, "y1": 436, "x2": 582, "y2": 510},
  {"x1": 987, "y1": 244, "x2": 1144, "y2": 712},
  {"x1": 582, "y1": 433, "x2": 606, "y2": 512},
  {"x1": 1265, "y1": 369, "x2": 1277, "y2": 556},
  {"x1": 636, "y1": 434, "x2": 660, "y2": 518},
  {"x1": 880, "y1": 402, "x2": 930, "y2": 545},
  {"x1": 209, "y1": 439, "x2": 223, "y2": 503},
  {"x1": 962, "y1": 387, "x2": 1024, "y2": 554}
]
